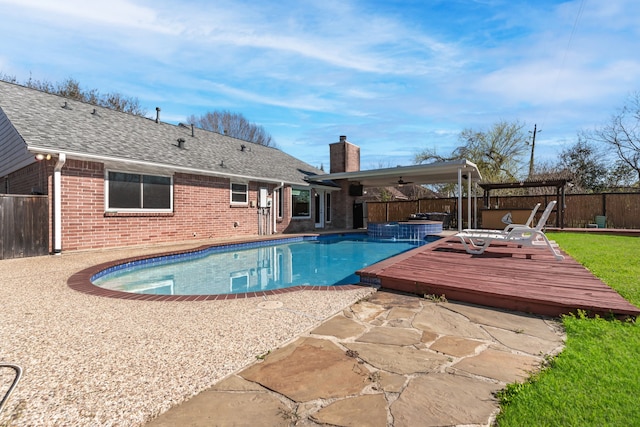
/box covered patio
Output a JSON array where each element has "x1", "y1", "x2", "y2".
[{"x1": 308, "y1": 159, "x2": 483, "y2": 231}]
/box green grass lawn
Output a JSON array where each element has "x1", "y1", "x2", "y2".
[{"x1": 495, "y1": 233, "x2": 640, "y2": 427}]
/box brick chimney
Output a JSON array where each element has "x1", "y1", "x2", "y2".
[{"x1": 329, "y1": 136, "x2": 360, "y2": 173}]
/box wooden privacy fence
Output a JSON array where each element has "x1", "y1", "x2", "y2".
[
  {"x1": 367, "y1": 192, "x2": 640, "y2": 229},
  {"x1": 367, "y1": 199, "x2": 473, "y2": 229},
  {"x1": 0, "y1": 195, "x2": 49, "y2": 259}
]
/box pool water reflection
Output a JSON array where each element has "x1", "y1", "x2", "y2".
[{"x1": 92, "y1": 234, "x2": 435, "y2": 295}]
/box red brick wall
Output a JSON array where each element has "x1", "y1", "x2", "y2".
[
  {"x1": 55, "y1": 160, "x2": 298, "y2": 251},
  {"x1": 4, "y1": 159, "x2": 346, "y2": 252},
  {"x1": 328, "y1": 180, "x2": 357, "y2": 229},
  {"x1": 1, "y1": 161, "x2": 51, "y2": 195},
  {"x1": 329, "y1": 139, "x2": 360, "y2": 173}
]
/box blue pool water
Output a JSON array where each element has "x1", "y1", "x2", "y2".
[{"x1": 92, "y1": 234, "x2": 434, "y2": 295}]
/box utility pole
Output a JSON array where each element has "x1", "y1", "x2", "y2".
[{"x1": 528, "y1": 124, "x2": 540, "y2": 179}]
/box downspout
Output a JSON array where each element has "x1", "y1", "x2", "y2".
[
  {"x1": 272, "y1": 182, "x2": 284, "y2": 234},
  {"x1": 53, "y1": 153, "x2": 66, "y2": 254}
]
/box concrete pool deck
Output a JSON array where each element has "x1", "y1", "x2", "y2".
[{"x1": 1, "y1": 236, "x2": 565, "y2": 426}]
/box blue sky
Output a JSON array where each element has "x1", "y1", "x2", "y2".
[{"x1": 1, "y1": 0, "x2": 639, "y2": 173}]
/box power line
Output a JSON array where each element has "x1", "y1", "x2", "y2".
[{"x1": 540, "y1": 0, "x2": 586, "y2": 131}]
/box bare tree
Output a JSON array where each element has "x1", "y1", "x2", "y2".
[
  {"x1": 415, "y1": 120, "x2": 529, "y2": 182},
  {"x1": 186, "y1": 110, "x2": 276, "y2": 147},
  {"x1": 0, "y1": 73, "x2": 147, "y2": 116},
  {"x1": 100, "y1": 92, "x2": 147, "y2": 116},
  {"x1": 591, "y1": 92, "x2": 640, "y2": 184}
]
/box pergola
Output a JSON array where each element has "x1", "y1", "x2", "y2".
[
  {"x1": 479, "y1": 179, "x2": 570, "y2": 228},
  {"x1": 307, "y1": 160, "x2": 482, "y2": 231}
]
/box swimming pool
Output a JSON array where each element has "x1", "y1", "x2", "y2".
[{"x1": 91, "y1": 234, "x2": 433, "y2": 296}]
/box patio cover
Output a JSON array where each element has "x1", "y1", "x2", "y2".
[{"x1": 307, "y1": 159, "x2": 482, "y2": 230}]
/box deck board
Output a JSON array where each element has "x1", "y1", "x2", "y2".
[{"x1": 358, "y1": 237, "x2": 639, "y2": 318}]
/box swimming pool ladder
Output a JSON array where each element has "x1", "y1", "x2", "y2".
[{"x1": 0, "y1": 364, "x2": 22, "y2": 415}]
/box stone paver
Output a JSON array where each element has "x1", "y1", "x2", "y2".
[
  {"x1": 429, "y1": 335, "x2": 485, "y2": 357},
  {"x1": 350, "y1": 300, "x2": 387, "y2": 322},
  {"x1": 390, "y1": 373, "x2": 501, "y2": 427},
  {"x1": 483, "y1": 325, "x2": 564, "y2": 355},
  {"x1": 387, "y1": 306, "x2": 419, "y2": 320},
  {"x1": 311, "y1": 394, "x2": 388, "y2": 427},
  {"x1": 240, "y1": 337, "x2": 368, "y2": 402},
  {"x1": 146, "y1": 391, "x2": 290, "y2": 427},
  {"x1": 310, "y1": 314, "x2": 366, "y2": 339},
  {"x1": 413, "y1": 304, "x2": 493, "y2": 340},
  {"x1": 356, "y1": 326, "x2": 422, "y2": 346},
  {"x1": 147, "y1": 291, "x2": 565, "y2": 426},
  {"x1": 452, "y1": 348, "x2": 542, "y2": 383},
  {"x1": 446, "y1": 302, "x2": 564, "y2": 341},
  {"x1": 344, "y1": 342, "x2": 450, "y2": 375}
]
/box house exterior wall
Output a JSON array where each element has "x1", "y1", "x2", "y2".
[
  {"x1": 279, "y1": 187, "x2": 335, "y2": 234},
  {"x1": 57, "y1": 159, "x2": 294, "y2": 251},
  {"x1": 3, "y1": 159, "x2": 329, "y2": 252},
  {"x1": 3, "y1": 158, "x2": 347, "y2": 252},
  {"x1": 328, "y1": 180, "x2": 357, "y2": 229},
  {"x1": 0, "y1": 107, "x2": 35, "y2": 177},
  {"x1": 0, "y1": 160, "x2": 50, "y2": 195}
]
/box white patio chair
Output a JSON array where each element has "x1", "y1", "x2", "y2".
[{"x1": 455, "y1": 201, "x2": 564, "y2": 261}]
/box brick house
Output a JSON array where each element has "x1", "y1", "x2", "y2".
[{"x1": 0, "y1": 81, "x2": 363, "y2": 253}]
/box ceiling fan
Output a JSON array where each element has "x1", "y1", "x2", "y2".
[{"x1": 397, "y1": 177, "x2": 413, "y2": 186}]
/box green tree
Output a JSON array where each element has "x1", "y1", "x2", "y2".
[
  {"x1": 186, "y1": 110, "x2": 276, "y2": 147},
  {"x1": 415, "y1": 120, "x2": 529, "y2": 182},
  {"x1": 558, "y1": 138, "x2": 607, "y2": 192},
  {"x1": 604, "y1": 160, "x2": 636, "y2": 189}
]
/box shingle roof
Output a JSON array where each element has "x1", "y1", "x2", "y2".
[{"x1": 0, "y1": 81, "x2": 327, "y2": 186}]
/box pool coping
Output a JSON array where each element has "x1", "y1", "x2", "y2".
[{"x1": 67, "y1": 233, "x2": 376, "y2": 301}]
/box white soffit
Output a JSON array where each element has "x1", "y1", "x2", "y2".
[{"x1": 307, "y1": 160, "x2": 482, "y2": 187}]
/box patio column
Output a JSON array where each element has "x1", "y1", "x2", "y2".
[
  {"x1": 467, "y1": 171, "x2": 472, "y2": 229},
  {"x1": 458, "y1": 167, "x2": 462, "y2": 231}
]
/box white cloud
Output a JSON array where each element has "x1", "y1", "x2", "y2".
[
  {"x1": 0, "y1": 0, "x2": 177, "y2": 33},
  {"x1": 2, "y1": 0, "x2": 640, "y2": 168}
]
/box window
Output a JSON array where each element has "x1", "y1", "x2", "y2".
[
  {"x1": 291, "y1": 188, "x2": 310, "y2": 218},
  {"x1": 231, "y1": 182, "x2": 248, "y2": 205},
  {"x1": 276, "y1": 188, "x2": 283, "y2": 219},
  {"x1": 107, "y1": 171, "x2": 172, "y2": 211},
  {"x1": 229, "y1": 272, "x2": 249, "y2": 293},
  {"x1": 325, "y1": 192, "x2": 331, "y2": 222}
]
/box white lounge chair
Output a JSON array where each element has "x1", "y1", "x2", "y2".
[
  {"x1": 455, "y1": 201, "x2": 564, "y2": 260},
  {"x1": 464, "y1": 202, "x2": 541, "y2": 234}
]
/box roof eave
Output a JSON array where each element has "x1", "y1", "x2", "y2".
[{"x1": 26, "y1": 146, "x2": 312, "y2": 187}]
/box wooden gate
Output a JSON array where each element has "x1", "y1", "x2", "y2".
[{"x1": 0, "y1": 195, "x2": 49, "y2": 259}]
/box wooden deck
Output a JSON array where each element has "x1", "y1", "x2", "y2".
[{"x1": 358, "y1": 236, "x2": 640, "y2": 318}]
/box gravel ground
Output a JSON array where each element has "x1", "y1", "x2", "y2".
[{"x1": 0, "y1": 242, "x2": 374, "y2": 426}]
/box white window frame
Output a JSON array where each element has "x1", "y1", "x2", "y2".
[
  {"x1": 276, "y1": 188, "x2": 284, "y2": 219},
  {"x1": 104, "y1": 170, "x2": 173, "y2": 213},
  {"x1": 230, "y1": 182, "x2": 248, "y2": 205}
]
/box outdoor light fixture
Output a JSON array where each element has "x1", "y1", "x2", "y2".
[{"x1": 35, "y1": 154, "x2": 52, "y2": 161}]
